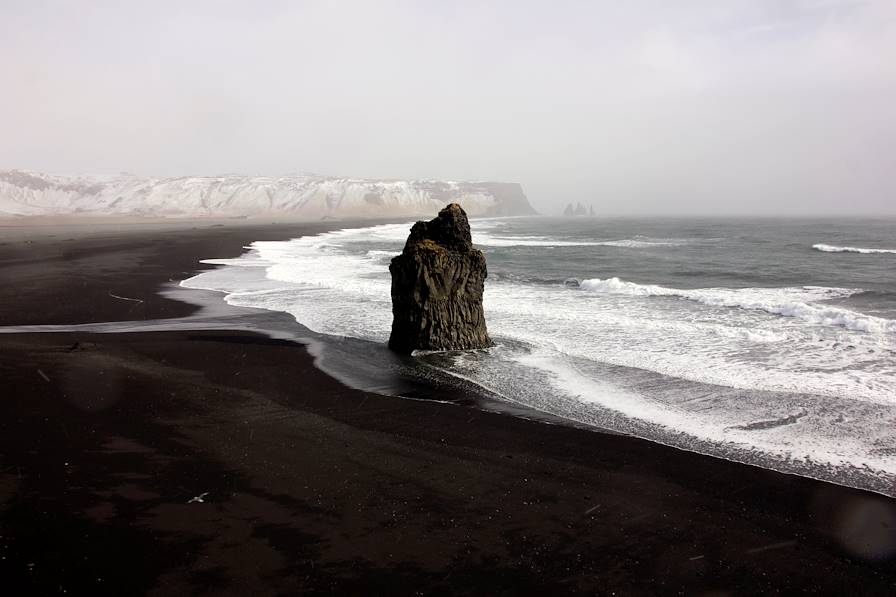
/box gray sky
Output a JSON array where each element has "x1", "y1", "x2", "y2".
[{"x1": 2, "y1": 0, "x2": 895, "y2": 215}]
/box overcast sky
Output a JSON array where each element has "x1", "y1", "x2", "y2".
[{"x1": 2, "y1": 0, "x2": 894, "y2": 215}]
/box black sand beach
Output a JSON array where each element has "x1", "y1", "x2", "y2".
[{"x1": 1, "y1": 221, "x2": 895, "y2": 595}]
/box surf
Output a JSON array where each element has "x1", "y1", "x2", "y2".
[
  {"x1": 813, "y1": 243, "x2": 896, "y2": 254},
  {"x1": 578, "y1": 277, "x2": 893, "y2": 334},
  {"x1": 179, "y1": 216, "x2": 896, "y2": 497}
]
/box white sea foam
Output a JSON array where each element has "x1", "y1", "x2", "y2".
[
  {"x1": 181, "y1": 219, "x2": 896, "y2": 495},
  {"x1": 474, "y1": 234, "x2": 688, "y2": 248},
  {"x1": 578, "y1": 277, "x2": 893, "y2": 334},
  {"x1": 365, "y1": 250, "x2": 398, "y2": 263},
  {"x1": 488, "y1": 351, "x2": 896, "y2": 486},
  {"x1": 183, "y1": 224, "x2": 896, "y2": 403},
  {"x1": 813, "y1": 243, "x2": 896, "y2": 254},
  {"x1": 592, "y1": 238, "x2": 688, "y2": 248},
  {"x1": 296, "y1": 220, "x2": 691, "y2": 249}
]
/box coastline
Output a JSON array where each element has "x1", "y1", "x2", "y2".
[{"x1": 1, "y1": 220, "x2": 895, "y2": 594}]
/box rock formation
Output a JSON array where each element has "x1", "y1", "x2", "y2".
[
  {"x1": 563, "y1": 202, "x2": 594, "y2": 217},
  {"x1": 388, "y1": 203, "x2": 492, "y2": 353}
]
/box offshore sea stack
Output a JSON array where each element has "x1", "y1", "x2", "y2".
[{"x1": 388, "y1": 203, "x2": 492, "y2": 353}]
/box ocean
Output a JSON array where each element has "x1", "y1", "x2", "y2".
[{"x1": 182, "y1": 216, "x2": 896, "y2": 496}]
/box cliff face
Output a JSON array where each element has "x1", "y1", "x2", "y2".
[
  {"x1": 476, "y1": 182, "x2": 537, "y2": 217},
  {"x1": 388, "y1": 203, "x2": 492, "y2": 353},
  {"x1": 0, "y1": 170, "x2": 537, "y2": 219}
]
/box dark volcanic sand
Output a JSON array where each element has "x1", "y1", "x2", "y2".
[{"x1": 1, "y1": 222, "x2": 895, "y2": 596}]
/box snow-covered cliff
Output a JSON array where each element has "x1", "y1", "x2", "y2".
[{"x1": 0, "y1": 170, "x2": 536, "y2": 219}]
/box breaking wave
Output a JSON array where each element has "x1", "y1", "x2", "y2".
[
  {"x1": 578, "y1": 277, "x2": 893, "y2": 334},
  {"x1": 179, "y1": 216, "x2": 896, "y2": 497},
  {"x1": 813, "y1": 243, "x2": 896, "y2": 254},
  {"x1": 475, "y1": 233, "x2": 689, "y2": 248}
]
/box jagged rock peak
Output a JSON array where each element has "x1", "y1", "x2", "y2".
[
  {"x1": 388, "y1": 204, "x2": 492, "y2": 353},
  {"x1": 403, "y1": 203, "x2": 473, "y2": 253}
]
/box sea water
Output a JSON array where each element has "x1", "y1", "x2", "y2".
[{"x1": 182, "y1": 217, "x2": 896, "y2": 496}]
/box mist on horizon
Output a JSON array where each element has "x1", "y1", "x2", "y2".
[{"x1": 1, "y1": 0, "x2": 894, "y2": 216}]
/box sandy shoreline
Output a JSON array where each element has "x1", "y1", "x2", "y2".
[{"x1": 1, "y1": 221, "x2": 895, "y2": 594}]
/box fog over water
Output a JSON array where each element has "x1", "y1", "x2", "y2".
[{"x1": 1, "y1": 1, "x2": 895, "y2": 215}]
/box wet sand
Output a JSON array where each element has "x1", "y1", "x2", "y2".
[{"x1": 1, "y1": 221, "x2": 895, "y2": 595}]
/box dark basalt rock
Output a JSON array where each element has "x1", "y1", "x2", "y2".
[{"x1": 388, "y1": 203, "x2": 492, "y2": 353}]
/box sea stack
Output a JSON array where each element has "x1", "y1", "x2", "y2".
[{"x1": 388, "y1": 203, "x2": 492, "y2": 353}]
